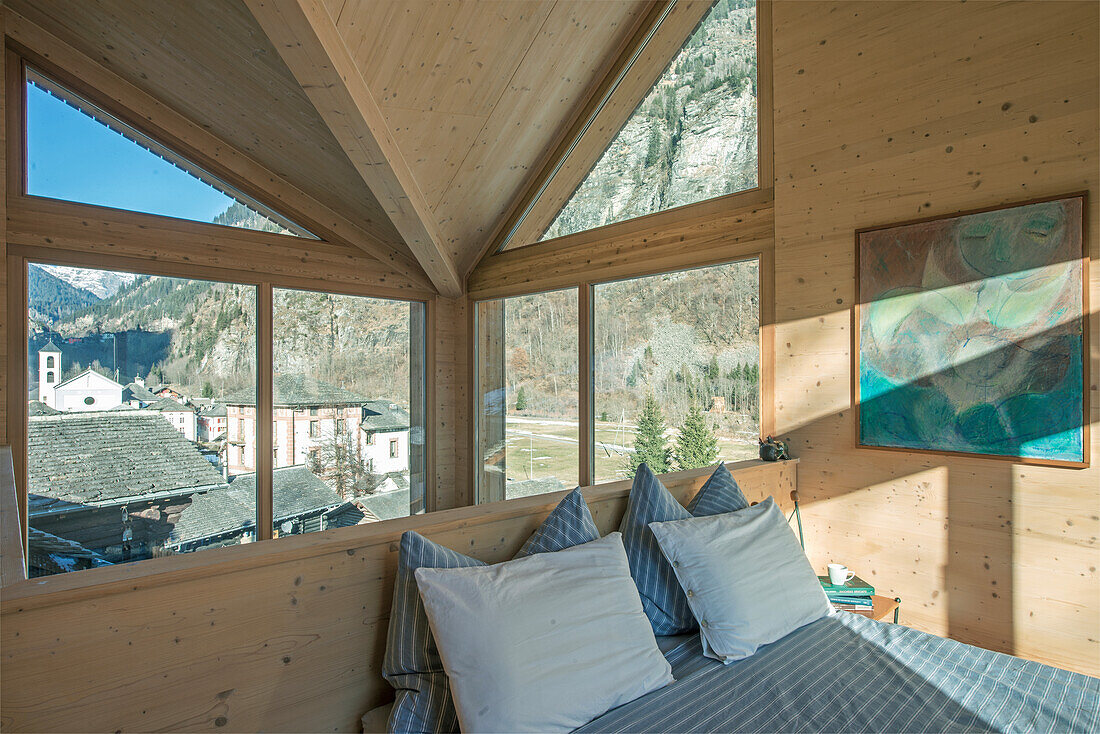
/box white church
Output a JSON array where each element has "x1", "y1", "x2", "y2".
[{"x1": 37, "y1": 340, "x2": 198, "y2": 441}]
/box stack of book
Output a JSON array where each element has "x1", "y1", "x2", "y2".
[{"x1": 818, "y1": 574, "x2": 875, "y2": 616}]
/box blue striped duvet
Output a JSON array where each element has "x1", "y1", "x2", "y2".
[{"x1": 577, "y1": 612, "x2": 1100, "y2": 733}]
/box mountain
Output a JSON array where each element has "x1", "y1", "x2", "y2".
[
  {"x1": 28, "y1": 264, "x2": 102, "y2": 324},
  {"x1": 212, "y1": 201, "x2": 293, "y2": 235},
  {"x1": 38, "y1": 264, "x2": 138, "y2": 299},
  {"x1": 544, "y1": 0, "x2": 757, "y2": 240}
]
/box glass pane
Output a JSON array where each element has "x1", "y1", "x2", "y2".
[
  {"x1": 593, "y1": 259, "x2": 759, "y2": 483},
  {"x1": 25, "y1": 69, "x2": 316, "y2": 238},
  {"x1": 271, "y1": 289, "x2": 426, "y2": 534},
  {"x1": 26, "y1": 263, "x2": 256, "y2": 576},
  {"x1": 476, "y1": 289, "x2": 579, "y2": 501},
  {"x1": 538, "y1": 0, "x2": 757, "y2": 243}
]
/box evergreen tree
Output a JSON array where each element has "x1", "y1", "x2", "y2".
[
  {"x1": 627, "y1": 394, "x2": 671, "y2": 476},
  {"x1": 674, "y1": 404, "x2": 719, "y2": 470},
  {"x1": 202, "y1": 381, "x2": 215, "y2": 398},
  {"x1": 706, "y1": 355, "x2": 720, "y2": 381},
  {"x1": 515, "y1": 386, "x2": 528, "y2": 412}
]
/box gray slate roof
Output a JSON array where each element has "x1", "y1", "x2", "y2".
[
  {"x1": 361, "y1": 400, "x2": 410, "y2": 432},
  {"x1": 28, "y1": 527, "x2": 112, "y2": 577},
  {"x1": 123, "y1": 382, "x2": 158, "y2": 403},
  {"x1": 29, "y1": 401, "x2": 60, "y2": 416},
  {"x1": 356, "y1": 488, "x2": 411, "y2": 521},
  {"x1": 40, "y1": 339, "x2": 63, "y2": 353},
  {"x1": 145, "y1": 396, "x2": 194, "y2": 413},
  {"x1": 223, "y1": 374, "x2": 369, "y2": 408},
  {"x1": 202, "y1": 404, "x2": 227, "y2": 417},
  {"x1": 169, "y1": 465, "x2": 343, "y2": 544},
  {"x1": 28, "y1": 412, "x2": 227, "y2": 515}
]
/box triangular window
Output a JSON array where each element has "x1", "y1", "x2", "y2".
[
  {"x1": 24, "y1": 69, "x2": 316, "y2": 238},
  {"x1": 538, "y1": 0, "x2": 757, "y2": 243}
]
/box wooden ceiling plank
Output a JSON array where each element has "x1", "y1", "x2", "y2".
[
  {"x1": 2, "y1": 6, "x2": 432, "y2": 287},
  {"x1": 440, "y1": 0, "x2": 670, "y2": 277},
  {"x1": 479, "y1": 0, "x2": 714, "y2": 265},
  {"x1": 5, "y1": 0, "x2": 408, "y2": 256},
  {"x1": 245, "y1": 0, "x2": 463, "y2": 298}
]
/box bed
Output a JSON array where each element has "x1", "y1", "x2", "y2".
[{"x1": 578, "y1": 612, "x2": 1100, "y2": 734}]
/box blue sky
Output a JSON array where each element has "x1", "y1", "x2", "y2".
[{"x1": 25, "y1": 81, "x2": 236, "y2": 223}]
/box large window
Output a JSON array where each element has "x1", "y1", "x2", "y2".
[
  {"x1": 272, "y1": 288, "x2": 427, "y2": 531},
  {"x1": 23, "y1": 263, "x2": 428, "y2": 576},
  {"x1": 593, "y1": 259, "x2": 760, "y2": 483},
  {"x1": 26, "y1": 264, "x2": 256, "y2": 576},
  {"x1": 25, "y1": 68, "x2": 315, "y2": 238},
  {"x1": 475, "y1": 289, "x2": 580, "y2": 501},
  {"x1": 507, "y1": 0, "x2": 758, "y2": 248},
  {"x1": 474, "y1": 259, "x2": 761, "y2": 498}
]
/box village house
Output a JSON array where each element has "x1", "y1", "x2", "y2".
[
  {"x1": 34, "y1": 341, "x2": 197, "y2": 440},
  {"x1": 197, "y1": 403, "x2": 227, "y2": 442},
  {"x1": 360, "y1": 400, "x2": 411, "y2": 475},
  {"x1": 223, "y1": 374, "x2": 410, "y2": 479},
  {"x1": 26, "y1": 411, "x2": 228, "y2": 563}
]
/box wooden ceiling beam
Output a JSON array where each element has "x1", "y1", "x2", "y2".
[{"x1": 245, "y1": 0, "x2": 464, "y2": 298}]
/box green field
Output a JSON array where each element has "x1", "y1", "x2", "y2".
[{"x1": 502, "y1": 416, "x2": 759, "y2": 488}]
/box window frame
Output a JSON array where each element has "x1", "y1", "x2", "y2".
[
  {"x1": 471, "y1": 252, "x2": 772, "y2": 502},
  {"x1": 4, "y1": 45, "x2": 437, "y2": 581},
  {"x1": 484, "y1": 0, "x2": 773, "y2": 256}
]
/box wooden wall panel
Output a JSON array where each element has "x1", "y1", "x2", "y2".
[
  {"x1": 0, "y1": 459, "x2": 795, "y2": 733},
  {"x1": 771, "y1": 0, "x2": 1099, "y2": 676},
  {"x1": 431, "y1": 295, "x2": 470, "y2": 510}
]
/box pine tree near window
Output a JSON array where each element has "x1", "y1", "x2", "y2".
[
  {"x1": 674, "y1": 404, "x2": 719, "y2": 470},
  {"x1": 627, "y1": 393, "x2": 671, "y2": 476},
  {"x1": 515, "y1": 386, "x2": 528, "y2": 412}
]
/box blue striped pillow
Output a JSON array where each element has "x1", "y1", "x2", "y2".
[
  {"x1": 383, "y1": 488, "x2": 600, "y2": 733},
  {"x1": 620, "y1": 463, "x2": 748, "y2": 635}
]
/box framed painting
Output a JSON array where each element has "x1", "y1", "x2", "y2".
[{"x1": 854, "y1": 192, "x2": 1089, "y2": 467}]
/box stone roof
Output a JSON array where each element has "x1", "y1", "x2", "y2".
[
  {"x1": 202, "y1": 404, "x2": 227, "y2": 417},
  {"x1": 145, "y1": 396, "x2": 194, "y2": 413},
  {"x1": 27, "y1": 527, "x2": 112, "y2": 577},
  {"x1": 29, "y1": 400, "x2": 60, "y2": 416},
  {"x1": 40, "y1": 339, "x2": 63, "y2": 353},
  {"x1": 361, "y1": 400, "x2": 410, "y2": 432},
  {"x1": 356, "y1": 487, "x2": 411, "y2": 521},
  {"x1": 223, "y1": 374, "x2": 369, "y2": 408},
  {"x1": 321, "y1": 500, "x2": 380, "y2": 529},
  {"x1": 123, "y1": 381, "x2": 158, "y2": 403},
  {"x1": 169, "y1": 465, "x2": 343, "y2": 545},
  {"x1": 27, "y1": 412, "x2": 227, "y2": 515}
]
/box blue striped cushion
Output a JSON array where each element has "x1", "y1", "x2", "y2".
[
  {"x1": 686, "y1": 463, "x2": 749, "y2": 516},
  {"x1": 620, "y1": 463, "x2": 749, "y2": 635},
  {"x1": 384, "y1": 488, "x2": 600, "y2": 733}
]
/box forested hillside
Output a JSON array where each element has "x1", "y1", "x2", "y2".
[
  {"x1": 504, "y1": 258, "x2": 759, "y2": 434},
  {"x1": 28, "y1": 264, "x2": 101, "y2": 324},
  {"x1": 28, "y1": 202, "x2": 412, "y2": 404},
  {"x1": 543, "y1": 0, "x2": 757, "y2": 240}
]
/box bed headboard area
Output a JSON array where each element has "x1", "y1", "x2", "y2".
[{"x1": 0, "y1": 459, "x2": 796, "y2": 733}]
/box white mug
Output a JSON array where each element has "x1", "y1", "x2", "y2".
[{"x1": 828, "y1": 563, "x2": 855, "y2": 586}]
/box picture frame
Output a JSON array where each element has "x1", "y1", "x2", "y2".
[{"x1": 852, "y1": 192, "x2": 1090, "y2": 468}]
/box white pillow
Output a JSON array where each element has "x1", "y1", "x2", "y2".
[
  {"x1": 413, "y1": 532, "x2": 674, "y2": 733},
  {"x1": 649, "y1": 497, "x2": 831, "y2": 663}
]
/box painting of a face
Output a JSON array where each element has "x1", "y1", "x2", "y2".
[{"x1": 856, "y1": 196, "x2": 1086, "y2": 464}]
